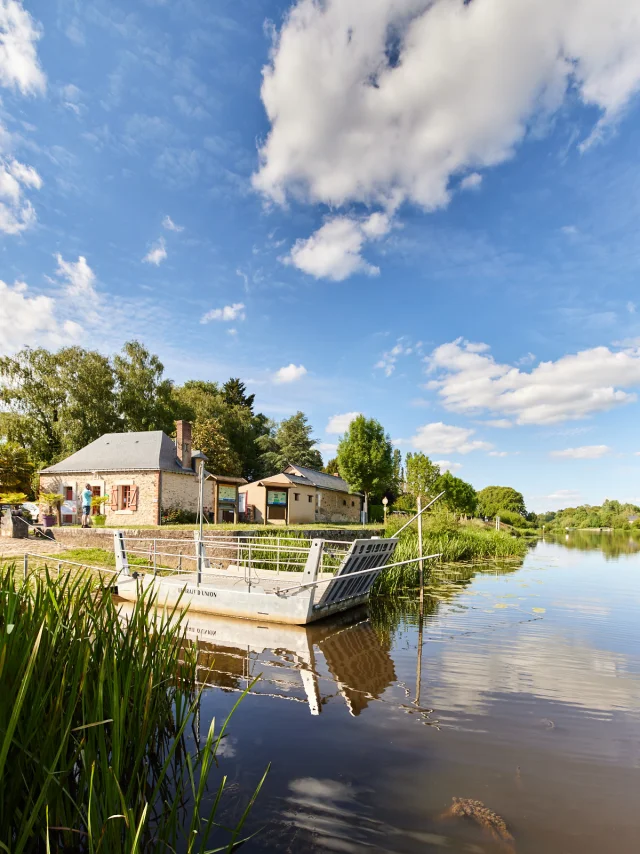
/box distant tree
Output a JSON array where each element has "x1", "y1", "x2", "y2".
[
  {"x1": 0, "y1": 442, "x2": 34, "y2": 495},
  {"x1": 258, "y1": 412, "x2": 323, "y2": 474},
  {"x1": 191, "y1": 418, "x2": 242, "y2": 475},
  {"x1": 324, "y1": 458, "x2": 340, "y2": 475},
  {"x1": 113, "y1": 341, "x2": 177, "y2": 434},
  {"x1": 337, "y1": 415, "x2": 393, "y2": 517},
  {"x1": 223, "y1": 378, "x2": 255, "y2": 412},
  {"x1": 477, "y1": 485, "x2": 526, "y2": 518},
  {"x1": 435, "y1": 471, "x2": 477, "y2": 517},
  {"x1": 387, "y1": 448, "x2": 403, "y2": 502},
  {"x1": 405, "y1": 452, "x2": 441, "y2": 500}
]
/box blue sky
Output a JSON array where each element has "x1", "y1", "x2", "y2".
[{"x1": 3, "y1": 0, "x2": 640, "y2": 511}]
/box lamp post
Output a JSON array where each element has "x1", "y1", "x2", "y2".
[{"x1": 382, "y1": 496, "x2": 389, "y2": 525}]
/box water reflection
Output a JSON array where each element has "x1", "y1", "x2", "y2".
[
  {"x1": 179, "y1": 608, "x2": 397, "y2": 717},
  {"x1": 547, "y1": 529, "x2": 640, "y2": 558}
]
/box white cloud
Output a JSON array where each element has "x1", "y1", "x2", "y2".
[
  {"x1": 273, "y1": 363, "x2": 307, "y2": 384},
  {"x1": 434, "y1": 460, "x2": 463, "y2": 473},
  {"x1": 627, "y1": 301, "x2": 636, "y2": 314},
  {"x1": 200, "y1": 303, "x2": 246, "y2": 324},
  {"x1": 550, "y1": 445, "x2": 611, "y2": 459},
  {"x1": 488, "y1": 451, "x2": 510, "y2": 457},
  {"x1": 253, "y1": 0, "x2": 640, "y2": 278},
  {"x1": 426, "y1": 338, "x2": 640, "y2": 425},
  {"x1": 55, "y1": 254, "x2": 96, "y2": 298},
  {"x1": 0, "y1": 1, "x2": 46, "y2": 96},
  {"x1": 317, "y1": 442, "x2": 338, "y2": 455},
  {"x1": 544, "y1": 489, "x2": 584, "y2": 503},
  {"x1": 484, "y1": 419, "x2": 514, "y2": 429},
  {"x1": 375, "y1": 337, "x2": 412, "y2": 377},
  {"x1": 0, "y1": 158, "x2": 41, "y2": 234},
  {"x1": 0, "y1": 280, "x2": 81, "y2": 354},
  {"x1": 286, "y1": 214, "x2": 388, "y2": 281},
  {"x1": 460, "y1": 172, "x2": 483, "y2": 191},
  {"x1": 561, "y1": 225, "x2": 579, "y2": 236},
  {"x1": 143, "y1": 237, "x2": 167, "y2": 266},
  {"x1": 326, "y1": 412, "x2": 360, "y2": 434},
  {"x1": 162, "y1": 214, "x2": 184, "y2": 232},
  {"x1": 406, "y1": 422, "x2": 492, "y2": 456}
]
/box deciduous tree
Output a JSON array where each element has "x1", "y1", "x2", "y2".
[
  {"x1": 0, "y1": 443, "x2": 33, "y2": 495},
  {"x1": 477, "y1": 485, "x2": 526, "y2": 518},
  {"x1": 405, "y1": 452, "x2": 440, "y2": 500},
  {"x1": 337, "y1": 415, "x2": 393, "y2": 517},
  {"x1": 435, "y1": 471, "x2": 477, "y2": 517}
]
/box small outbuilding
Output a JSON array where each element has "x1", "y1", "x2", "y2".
[{"x1": 239, "y1": 464, "x2": 362, "y2": 525}]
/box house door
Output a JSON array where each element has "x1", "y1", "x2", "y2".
[{"x1": 91, "y1": 485, "x2": 101, "y2": 514}]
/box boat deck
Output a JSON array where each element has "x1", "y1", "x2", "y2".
[{"x1": 141, "y1": 565, "x2": 335, "y2": 595}]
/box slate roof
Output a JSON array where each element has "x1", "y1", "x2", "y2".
[
  {"x1": 284, "y1": 464, "x2": 353, "y2": 493},
  {"x1": 41, "y1": 431, "x2": 193, "y2": 474}
]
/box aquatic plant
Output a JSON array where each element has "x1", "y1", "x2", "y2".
[{"x1": 0, "y1": 563, "x2": 265, "y2": 852}]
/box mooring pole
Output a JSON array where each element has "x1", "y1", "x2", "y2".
[
  {"x1": 415, "y1": 595, "x2": 424, "y2": 707},
  {"x1": 417, "y1": 495, "x2": 424, "y2": 609}
]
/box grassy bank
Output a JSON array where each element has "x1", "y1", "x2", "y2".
[
  {"x1": 374, "y1": 514, "x2": 530, "y2": 593},
  {"x1": 0, "y1": 564, "x2": 264, "y2": 851}
]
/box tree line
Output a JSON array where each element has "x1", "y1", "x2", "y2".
[{"x1": 0, "y1": 341, "x2": 531, "y2": 520}]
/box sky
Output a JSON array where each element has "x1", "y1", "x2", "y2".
[{"x1": 3, "y1": 0, "x2": 640, "y2": 512}]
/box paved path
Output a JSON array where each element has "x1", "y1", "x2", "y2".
[{"x1": 0, "y1": 537, "x2": 65, "y2": 559}]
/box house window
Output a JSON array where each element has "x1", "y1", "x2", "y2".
[
  {"x1": 120, "y1": 485, "x2": 131, "y2": 509},
  {"x1": 91, "y1": 485, "x2": 101, "y2": 515},
  {"x1": 64, "y1": 486, "x2": 73, "y2": 501},
  {"x1": 351, "y1": 501, "x2": 355, "y2": 507},
  {"x1": 294, "y1": 493, "x2": 300, "y2": 501},
  {"x1": 308, "y1": 495, "x2": 313, "y2": 503},
  {"x1": 343, "y1": 499, "x2": 347, "y2": 506}
]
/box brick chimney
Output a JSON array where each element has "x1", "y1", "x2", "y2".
[{"x1": 175, "y1": 420, "x2": 192, "y2": 469}]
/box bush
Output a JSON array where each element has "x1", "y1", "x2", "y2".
[
  {"x1": 368, "y1": 504, "x2": 384, "y2": 523},
  {"x1": 93, "y1": 513, "x2": 106, "y2": 527},
  {"x1": 392, "y1": 494, "x2": 417, "y2": 514},
  {"x1": 161, "y1": 506, "x2": 198, "y2": 524}
]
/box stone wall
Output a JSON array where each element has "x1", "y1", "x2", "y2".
[
  {"x1": 160, "y1": 471, "x2": 206, "y2": 514},
  {"x1": 40, "y1": 471, "x2": 160, "y2": 526},
  {"x1": 316, "y1": 488, "x2": 361, "y2": 524}
]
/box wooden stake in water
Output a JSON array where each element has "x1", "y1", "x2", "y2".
[{"x1": 417, "y1": 495, "x2": 424, "y2": 608}]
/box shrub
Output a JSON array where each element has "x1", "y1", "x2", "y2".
[
  {"x1": 93, "y1": 513, "x2": 106, "y2": 527},
  {"x1": 161, "y1": 506, "x2": 198, "y2": 524}
]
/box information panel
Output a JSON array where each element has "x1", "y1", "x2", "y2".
[
  {"x1": 267, "y1": 490, "x2": 287, "y2": 506},
  {"x1": 218, "y1": 485, "x2": 236, "y2": 503}
]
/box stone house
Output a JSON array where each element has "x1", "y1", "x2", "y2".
[
  {"x1": 39, "y1": 421, "x2": 246, "y2": 526},
  {"x1": 238, "y1": 464, "x2": 362, "y2": 525}
]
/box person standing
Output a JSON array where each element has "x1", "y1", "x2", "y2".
[{"x1": 81, "y1": 484, "x2": 93, "y2": 528}]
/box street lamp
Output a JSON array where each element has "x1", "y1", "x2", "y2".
[{"x1": 382, "y1": 496, "x2": 388, "y2": 525}]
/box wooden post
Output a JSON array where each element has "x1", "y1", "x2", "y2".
[
  {"x1": 417, "y1": 495, "x2": 424, "y2": 608},
  {"x1": 415, "y1": 595, "x2": 424, "y2": 707},
  {"x1": 178, "y1": 550, "x2": 182, "y2": 572}
]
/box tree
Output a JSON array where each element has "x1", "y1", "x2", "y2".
[
  {"x1": 323, "y1": 458, "x2": 340, "y2": 475},
  {"x1": 258, "y1": 412, "x2": 323, "y2": 474},
  {"x1": 388, "y1": 448, "x2": 403, "y2": 502},
  {"x1": 405, "y1": 452, "x2": 440, "y2": 500},
  {"x1": 223, "y1": 378, "x2": 255, "y2": 412},
  {"x1": 191, "y1": 418, "x2": 242, "y2": 475},
  {"x1": 477, "y1": 485, "x2": 526, "y2": 518},
  {"x1": 0, "y1": 346, "x2": 118, "y2": 463},
  {"x1": 336, "y1": 415, "x2": 393, "y2": 517},
  {"x1": 0, "y1": 443, "x2": 33, "y2": 495},
  {"x1": 435, "y1": 471, "x2": 477, "y2": 516},
  {"x1": 113, "y1": 341, "x2": 176, "y2": 434}
]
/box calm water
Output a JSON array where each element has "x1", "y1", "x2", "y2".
[{"x1": 188, "y1": 533, "x2": 640, "y2": 853}]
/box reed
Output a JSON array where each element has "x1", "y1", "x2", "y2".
[
  {"x1": 0, "y1": 563, "x2": 265, "y2": 852},
  {"x1": 373, "y1": 514, "x2": 529, "y2": 593}
]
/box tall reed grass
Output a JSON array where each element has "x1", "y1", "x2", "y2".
[
  {"x1": 374, "y1": 513, "x2": 529, "y2": 593},
  {"x1": 0, "y1": 563, "x2": 265, "y2": 852}
]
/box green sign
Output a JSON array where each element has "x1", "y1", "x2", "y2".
[
  {"x1": 267, "y1": 490, "x2": 287, "y2": 506},
  {"x1": 218, "y1": 485, "x2": 236, "y2": 503}
]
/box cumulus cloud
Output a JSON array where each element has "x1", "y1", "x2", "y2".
[
  {"x1": 253, "y1": 0, "x2": 640, "y2": 278},
  {"x1": 434, "y1": 460, "x2": 463, "y2": 473},
  {"x1": 405, "y1": 422, "x2": 492, "y2": 455},
  {"x1": 375, "y1": 337, "x2": 413, "y2": 377},
  {"x1": 286, "y1": 214, "x2": 389, "y2": 281},
  {"x1": 317, "y1": 442, "x2": 338, "y2": 455},
  {"x1": 273, "y1": 363, "x2": 307, "y2": 384},
  {"x1": 55, "y1": 254, "x2": 96, "y2": 298},
  {"x1": 200, "y1": 303, "x2": 246, "y2": 324},
  {"x1": 326, "y1": 412, "x2": 361, "y2": 434},
  {"x1": 162, "y1": 214, "x2": 184, "y2": 232},
  {"x1": 426, "y1": 338, "x2": 640, "y2": 425},
  {"x1": 550, "y1": 445, "x2": 611, "y2": 459},
  {"x1": 0, "y1": 279, "x2": 81, "y2": 354},
  {"x1": 0, "y1": 158, "x2": 42, "y2": 234},
  {"x1": 460, "y1": 172, "x2": 483, "y2": 191},
  {"x1": 0, "y1": 1, "x2": 46, "y2": 95},
  {"x1": 488, "y1": 451, "x2": 510, "y2": 457},
  {"x1": 143, "y1": 237, "x2": 167, "y2": 266}
]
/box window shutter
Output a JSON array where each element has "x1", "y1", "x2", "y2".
[
  {"x1": 129, "y1": 485, "x2": 139, "y2": 511},
  {"x1": 110, "y1": 487, "x2": 119, "y2": 511}
]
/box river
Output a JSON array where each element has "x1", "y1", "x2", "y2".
[{"x1": 189, "y1": 532, "x2": 640, "y2": 852}]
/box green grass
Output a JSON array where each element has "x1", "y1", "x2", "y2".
[
  {"x1": 373, "y1": 514, "x2": 530, "y2": 593},
  {"x1": 0, "y1": 563, "x2": 265, "y2": 851}
]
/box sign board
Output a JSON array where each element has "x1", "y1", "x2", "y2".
[
  {"x1": 238, "y1": 492, "x2": 246, "y2": 513},
  {"x1": 267, "y1": 490, "x2": 287, "y2": 506},
  {"x1": 218, "y1": 485, "x2": 236, "y2": 503}
]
